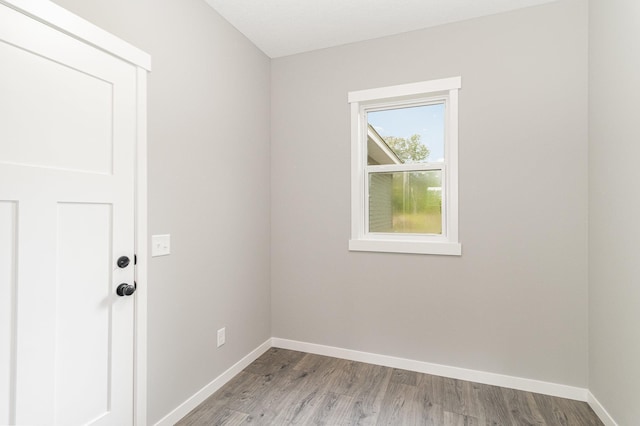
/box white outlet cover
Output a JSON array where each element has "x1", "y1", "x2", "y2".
[
  {"x1": 217, "y1": 328, "x2": 225, "y2": 347},
  {"x1": 151, "y1": 234, "x2": 171, "y2": 257}
]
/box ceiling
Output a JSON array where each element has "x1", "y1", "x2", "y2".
[{"x1": 203, "y1": 0, "x2": 557, "y2": 58}]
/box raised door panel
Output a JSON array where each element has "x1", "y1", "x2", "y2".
[
  {"x1": 0, "y1": 40, "x2": 113, "y2": 174},
  {"x1": 55, "y1": 203, "x2": 114, "y2": 425}
]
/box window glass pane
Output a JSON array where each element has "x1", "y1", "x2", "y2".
[
  {"x1": 367, "y1": 103, "x2": 444, "y2": 165},
  {"x1": 369, "y1": 170, "x2": 442, "y2": 234}
]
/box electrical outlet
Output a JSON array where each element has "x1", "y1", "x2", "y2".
[{"x1": 217, "y1": 327, "x2": 226, "y2": 347}]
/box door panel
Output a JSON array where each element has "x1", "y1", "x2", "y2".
[
  {"x1": 55, "y1": 203, "x2": 113, "y2": 426},
  {"x1": 0, "y1": 41, "x2": 114, "y2": 174},
  {"x1": 0, "y1": 4, "x2": 137, "y2": 425}
]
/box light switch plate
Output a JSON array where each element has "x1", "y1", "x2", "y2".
[{"x1": 151, "y1": 234, "x2": 171, "y2": 257}]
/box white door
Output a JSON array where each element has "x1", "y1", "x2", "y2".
[{"x1": 0, "y1": 4, "x2": 140, "y2": 425}]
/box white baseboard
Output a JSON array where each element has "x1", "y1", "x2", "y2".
[
  {"x1": 271, "y1": 338, "x2": 588, "y2": 402},
  {"x1": 153, "y1": 339, "x2": 272, "y2": 426},
  {"x1": 587, "y1": 392, "x2": 618, "y2": 426}
]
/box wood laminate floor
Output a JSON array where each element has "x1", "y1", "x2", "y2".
[{"x1": 176, "y1": 348, "x2": 603, "y2": 426}]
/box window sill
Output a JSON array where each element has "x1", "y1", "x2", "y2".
[{"x1": 349, "y1": 239, "x2": 462, "y2": 256}]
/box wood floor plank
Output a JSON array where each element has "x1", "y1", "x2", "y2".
[
  {"x1": 501, "y1": 387, "x2": 545, "y2": 425},
  {"x1": 293, "y1": 353, "x2": 351, "y2": 397},
  {"x1": 211, "y1": 370, "x2": 273, "y2": 413},
  {"x1": 328, "y1": 361, "x2": 388, "y2": 398},
  {"x1": 177, "y1": 348, "x2": 604, "y2": 426},
  {"x1": 309, "y1": 392, "x2": 357, "y2": 425},
  {"x1": 532, "y1": 393, "x2": 604, "y2": 426},
  {"x1": 375, "y1": 381, "x2": 422, "y2": 425},
  {"x1": 390, "y1": 368, "x2": 418, "y2": 386},
  {"x1": 250, "y1": 368, "x2": 321, "y2": 418},
  {"x1": 461, "y1": 380, "x2": 488, "y2": 420},
  {"x1": 175, "y1": 372, "x2": 256, "y2": 425},
  {"x1": 476, "y1": 383, "x2": 514, "y2": 425},
  {"x1": 554, "y1": 396, "x2": 604, "y2": 426},
  {"x1": 416, "y1": 371, "x2": 446, "y2": 407},
  {"x1": 443, "y1": 377, "x2": 473, "y2": 417},
  {"x1": 413, "y1": 387, "x2": 445, "y2": 425},
  {"x1": 336, "y1": 364, "x2": 391, "y2": 425},
  {"x1": 244, "y1": 347, "x2": 305, "y2": 376},
  {"x1": 176, "y1": 406, "x2": 249, "y2": 426},
  {"x1": 444, "y1": 411, "x2": 485, "y2": 426},
  {"x1": 269, "y1": 386, "x2": 325, "y2": 424},
  {"x1": 294, "y1": 352, "x2": 350, "y2": 374}
]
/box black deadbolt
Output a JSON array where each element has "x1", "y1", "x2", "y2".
[{"x1": 117, "y1": 256, "x2": 130, "y2": 268}]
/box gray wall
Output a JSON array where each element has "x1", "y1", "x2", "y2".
[
  {"x1": 51, "y1": 0, "x2": 271, "y2": 423},
  {"x1": 271, "y1": 0, "x2": 589, "y2": 387},
  {"x1": 589, "y1": 0, "x2": 640, "y2": 423}
]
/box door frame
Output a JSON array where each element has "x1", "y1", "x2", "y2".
[{"x1": 1, "y1": 1, "x2": 151, "y2": 424}]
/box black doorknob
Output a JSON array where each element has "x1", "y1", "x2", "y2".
[
  {"x1": 116, "y1": 283, "x2": 136, "y2": 296},
  {"x1": 117, "y1": 256, "x2": 130, "y2": 268}
]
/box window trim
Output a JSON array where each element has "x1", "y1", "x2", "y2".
[{"x1": 348, "y1": 77, "x2": 462, "y2": 256}]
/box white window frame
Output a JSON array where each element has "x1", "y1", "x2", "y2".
[{"x1": 348, "y1": 77, "x2": 462, "y2": 256}]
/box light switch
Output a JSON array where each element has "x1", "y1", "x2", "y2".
[{"x1": 151, "y1": 234, "x2": 171, "y2": 257}]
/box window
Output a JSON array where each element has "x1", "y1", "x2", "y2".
[{"x1": 348, "y1": 77, "x2": 461, "y2": 255}]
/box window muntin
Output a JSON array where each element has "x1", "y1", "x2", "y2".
[{"x1": 348, "y1": 77, "x2": 461, "y2": 255}]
